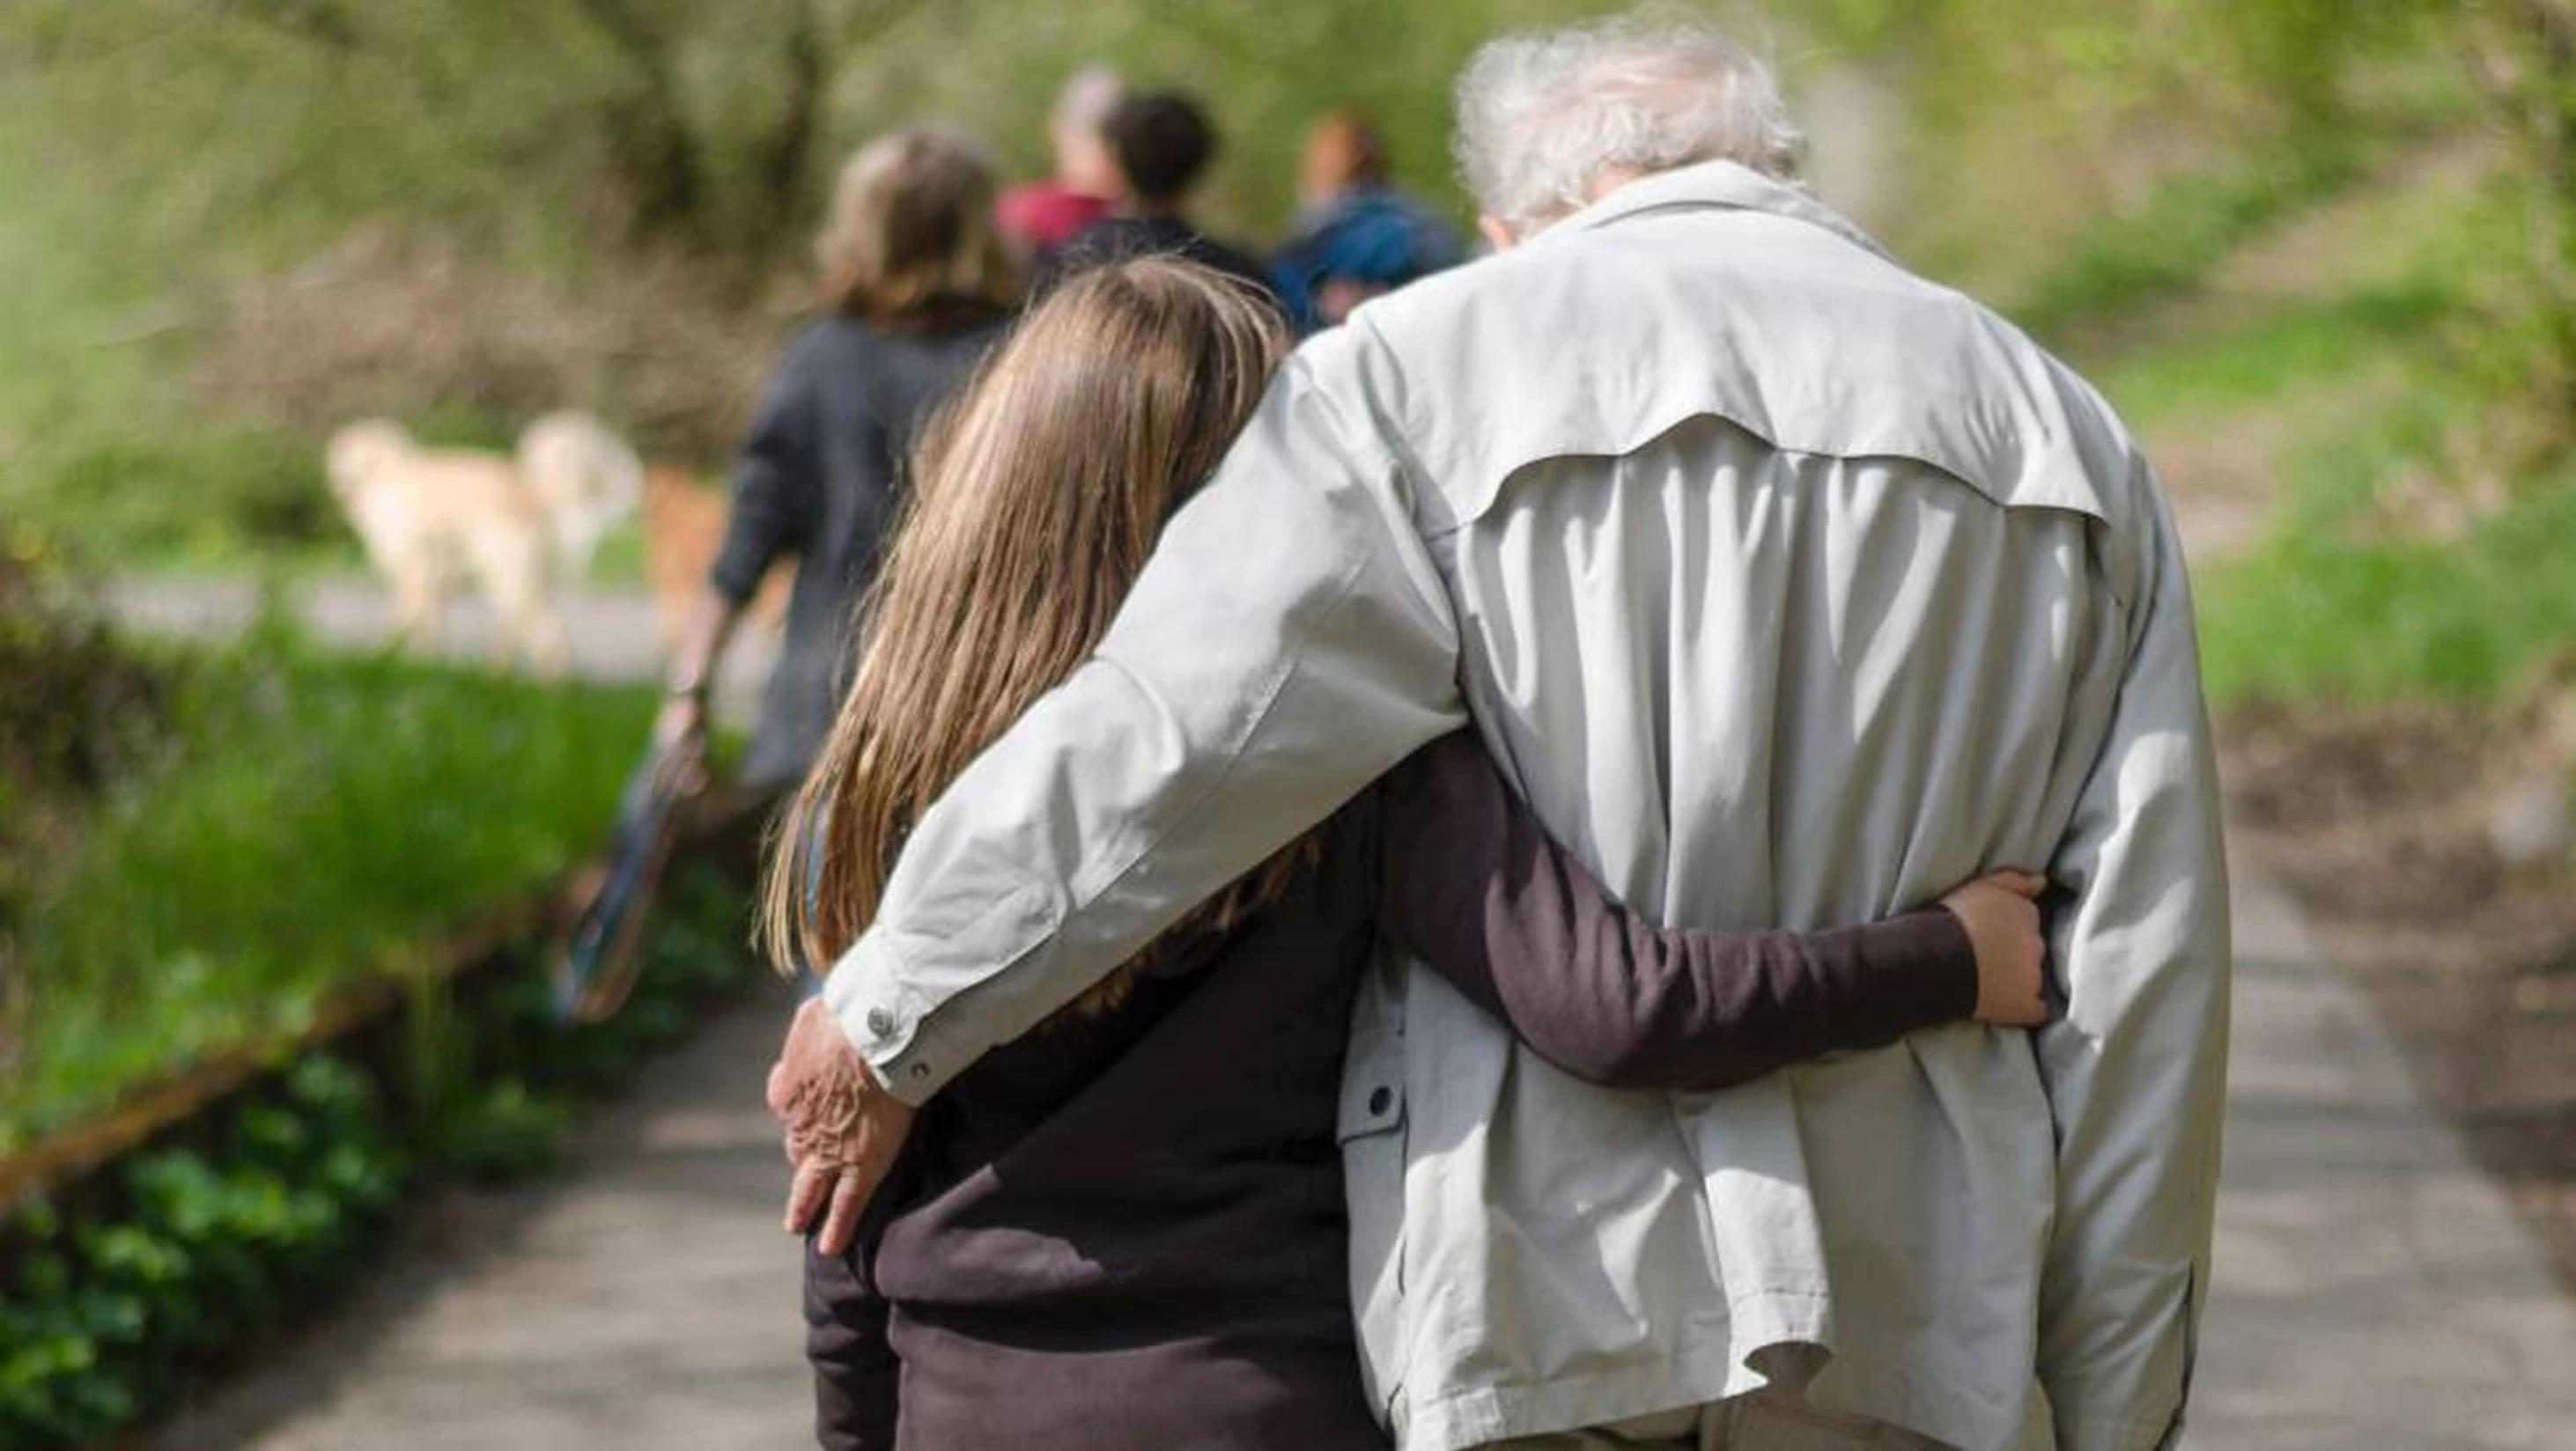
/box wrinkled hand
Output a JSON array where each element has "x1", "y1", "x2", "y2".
[
  {"x1": 1940, "y1": 869, "x2": 2053, "y2": 1027},
  {"x1": 767, "y1": 996, "x2": 918, "y2": 1254}
]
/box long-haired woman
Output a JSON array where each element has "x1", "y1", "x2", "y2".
[
  {"x1": 771, "y1": 256, "x2": 2049, "y2": 1449},
  {"x1": 655, "y1": 127, "x2": 1020, "y2": 793}
]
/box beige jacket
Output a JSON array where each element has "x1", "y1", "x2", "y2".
[{"x1": 821, "y1": 160, "x2": 2231, "y2": 1451}]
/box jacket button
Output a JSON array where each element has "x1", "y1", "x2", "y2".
[
  {"x1": 864, "y1": 1007, "x2": 896, "y2": 1039},
  {"x1": 1367, "y1": 1086, "x2": 1393, "y2": 1116}
]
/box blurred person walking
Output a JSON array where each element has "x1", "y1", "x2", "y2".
[
  {"x1": 654, "y1": 128, "x2": 1017, "y2": 796},
  {"x1": 1046, "y1": 91, "x2": 1281, "y2": 308},
  {"x1": 1272, "y1": 109, "x2": 1464, "y2": 331},
  {"x1": 993, "y1": 67, "x2": 1122, "y2": 264}
]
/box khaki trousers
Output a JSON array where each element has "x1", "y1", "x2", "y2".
[{"x1": 1476, "y1": 1350, "x2": 1953, "y2": 1451}]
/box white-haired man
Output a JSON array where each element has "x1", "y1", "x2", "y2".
[{"x1": 770, "y1": 12, "x2": 2230, "y2": 1450}]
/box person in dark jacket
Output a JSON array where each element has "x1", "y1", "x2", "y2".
[
  {"x1": 762, "y1": 256, "x2": 2052, "y2": 1450},
  {"x1": 654, "y1": 128, "x2": 1019, "y2": 792},
  {"x1": 1272, "y1": 109, "x2": 1465, "y2": 332},
  {"x1": 1043, "y1": 91, "x2": 1282, "y2": 309}
]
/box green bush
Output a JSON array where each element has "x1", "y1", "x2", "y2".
[
  {"x1": 26, "y1": 429, "x2": 343, "y2": 567},
  {"x1": 0, "y1": 867, "x2": 764, "y2": 1451},
  {"x1": 0, "y1": 1054, "x2": 406, "y2": 1447},
  {"x1": 2011, "y1": 139, "x2": 2366, "y2": 344},
  {"x1": 2198, "y1": 464, "x2": 2576, "y2": 709},
  {"x1": 3, "y1": 627, "x2": 652, "y2": 1151}
]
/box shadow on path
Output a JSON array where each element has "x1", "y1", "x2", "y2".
[{"x1": 2191, "y1": 851, "x2": 2576, "y2": 1449}]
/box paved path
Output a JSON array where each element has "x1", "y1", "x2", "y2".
[
  {"x1": 114, "y1": 571, "x2": 2576, "y2": 1448},
  {"x1": 142, "y1": 985, "x2": 813, "y2": 1451},
  {"x1": 108, "y1": 572, "x2": 778, "y2": 717},
  {"x1": 2192, "y1": 862, "x2": 2576, "y2": 1448}
]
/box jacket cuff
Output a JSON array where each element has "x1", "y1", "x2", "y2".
[{"x1": 822, "y1": 932, "x2": 971, "y2": 1106}]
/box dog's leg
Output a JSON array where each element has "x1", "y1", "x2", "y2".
[
  {"x1": 473, "y1": 527, "x2": 570, "y2": 677},
  {"x1": 521, "y1": 609, "x2": 572, "y2": 679},
  {"x1": 389, "y1": 557, "x2": 441, "y2": 648}
]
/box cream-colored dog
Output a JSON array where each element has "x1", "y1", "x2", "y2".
[{"x1": 323, "y1": 412, "x2": 642, "y2": 674}]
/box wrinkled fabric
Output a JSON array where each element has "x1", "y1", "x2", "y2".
[{"x1": 819, "y1": 161, "x2": 2229, "y2": 1451}]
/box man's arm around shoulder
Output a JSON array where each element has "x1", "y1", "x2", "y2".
[{"x1": 823, "y1": 329, "x2": 1467, "y2": 1103}]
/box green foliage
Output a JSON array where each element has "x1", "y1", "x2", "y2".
[
  {"x1": 2156, "y1": 166, "x2": 2576, "y2": 711},
  {"x1": 22, "y1": 429, "x2": 345, "y2": 568},
  {"x1": 0, "y1": 1054, "x2": 407, "y2": 1448},
  {"x1": 2091, "y1": 284, "x2": 2448, "y2": 424},
  {"x1": 2010, "y1": 140, "x2": 2368, "y2": 343},
  {"x1": 2197, "y1": 462, "x2": 2576, "y2": 709},
  {"x1": 2, "y1": 628, "x2": 652, "y2": 1150},
  {"x1": 0, "y1": 534, "x2": 168, "y2": 1072},
  {"x1": 0, "y1": 869, "x2": 763, "y2": 1450}
]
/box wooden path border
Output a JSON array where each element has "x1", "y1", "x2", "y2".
[{"x1": 0, "y1": 886, "x2": 569, "y2": 1210}]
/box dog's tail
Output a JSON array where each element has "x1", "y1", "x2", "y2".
[{"x1": 518, "y1": 410, "x2": 645, "y2": 573}]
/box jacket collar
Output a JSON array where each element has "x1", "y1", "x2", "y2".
[{"x1": 1548, "y1": 158, "x2": 1893, "y2": 261}]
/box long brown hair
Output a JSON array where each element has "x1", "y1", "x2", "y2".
[
  {"x1": 762, "y1": 256, "x2": 1310, "y2": 1011},
  {"x1": 815, "y1": 128, "x2": 1022, "y2": 325}
]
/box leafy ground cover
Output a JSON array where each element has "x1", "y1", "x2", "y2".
[
  {"x1": 2, "y1": 620, "x2": 651, "y2": 1153},
  {"x1": 0, "y1": 865, "x2": 763, "y2": 1450}
]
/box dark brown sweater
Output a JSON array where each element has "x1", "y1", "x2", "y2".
[{"x1": 804, "y1": 731, "x2": 1976, "y2": 1450}]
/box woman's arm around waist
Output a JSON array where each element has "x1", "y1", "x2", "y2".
[{"x1": 1377, "y1": 730, "x2": 1990, "y2": 1091}]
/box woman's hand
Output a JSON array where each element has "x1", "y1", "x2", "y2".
[
  {"x1": 651, "y1": 689, "x2": 712, "y2": 794},
  {"x1": 1940, "y1": 870, "x2": 2052, "y2": 1027}
]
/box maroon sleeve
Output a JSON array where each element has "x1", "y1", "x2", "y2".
[{"x1": 1377, "y1": 731, "x2": 1978, "y2": 1091}]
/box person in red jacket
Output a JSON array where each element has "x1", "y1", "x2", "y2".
[{"x1": 993, "y1": 67, "x2": 1121, "y2": 263}]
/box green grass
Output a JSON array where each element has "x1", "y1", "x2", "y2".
[
  {"x1": 2009, "y1": 139, "x2": 2368, "y2": 346},
  {"x1": 2055, "y1": 144, "x2": 2572, "y2": 715},
  {"x1": 3, "y1": 628, "x2": 653, "y2": 1149},
  {"x1": 2093, "y1": 284, "x2": 2451, "y2": 426},
  {"x1": 0, "y1": 865, "x2": 764, "y2": 1449},
  {"x1": 2196, "y1": 464, "x2": 2576, "y2": 709}
]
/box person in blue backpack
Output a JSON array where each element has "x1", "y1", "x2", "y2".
[{"x1": 1270, "y1": 109, "x2": 1465, "y2": 332}]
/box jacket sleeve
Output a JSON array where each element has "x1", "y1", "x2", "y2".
[
  {"x1": 708, "y1": 336, "x2": 818, "y2": 600},
  {"x1": 820, "y1": 328, "x2": 1467, "y2": 1102},
  {"x1": 2033, "y1": 468, "x2": 2232, "y2": 1451},
  {"x1": 1377, "y1": 731, "x2": 1978, "y2": 1091}
]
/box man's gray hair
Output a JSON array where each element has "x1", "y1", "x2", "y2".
[{"x1": 1455, "y1": 11, "x2": 1804, "y2": 234}]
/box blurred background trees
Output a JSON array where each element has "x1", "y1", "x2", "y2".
[
  {"x1": 1, "y1": 1, "x2": 2564, "y2": 479},
  {"x1": 1, "y1": 0, "x2": 2566, "y2": 742}
]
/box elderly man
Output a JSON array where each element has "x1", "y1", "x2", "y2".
[{"x1": 771, "y1": 12, "x2": 2229, "y2": 1451}]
